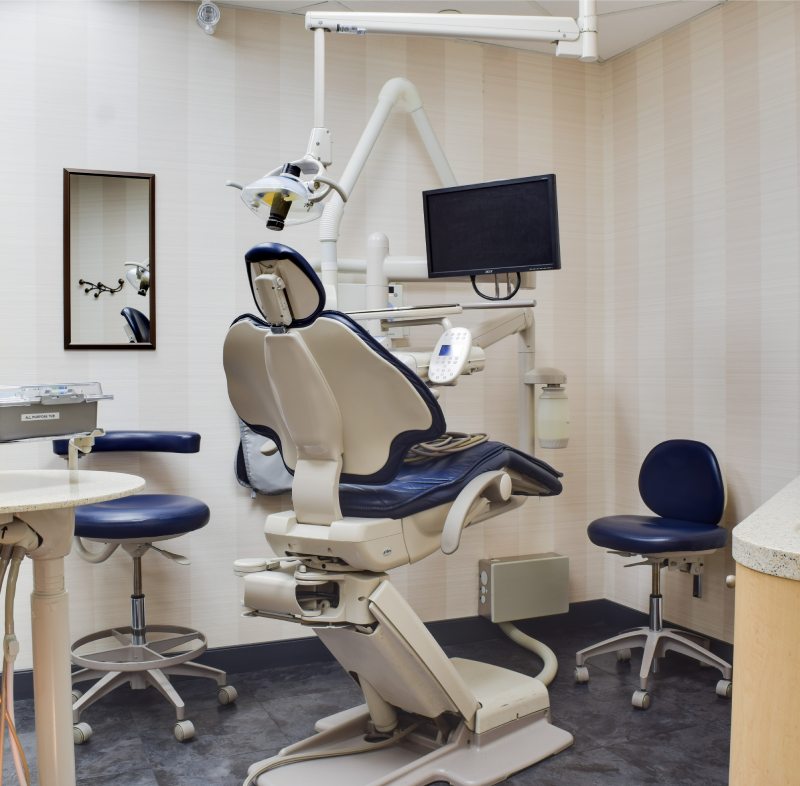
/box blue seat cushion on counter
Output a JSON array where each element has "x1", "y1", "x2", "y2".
[
  {"x1": 339, "y1": 441, "x2": 562, "y2": 520},
  {"x1": 53, "y1": 431, "x2": 201, "y2": 456},
  {"x1": 75, "y1": 494, "x2": 210, "y2": 541},
  {"x1": 588, "y1": 514, "x2": 727, "y2": 554}
]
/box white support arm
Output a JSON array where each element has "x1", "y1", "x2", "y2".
[
  {"x1": 472, "y1": 308, "x2": 533, "y2": 350},
  {"x1": 306, "y1": 12, "x2": 580, "y2": 44},
  {"x1": 318, "y1": 77, "x2": 456, "y2": 297},
  {"x1": 306, "y1": 0, "x2": 598, "y2": 62},
  {"x1": 441, "y1": 471, "x2": 512, "y2": 555}
]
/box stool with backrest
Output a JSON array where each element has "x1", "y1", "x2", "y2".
[
  {"x1": 574, "y1": 439, "x2": 733, "y2": 709},
  {"x1": 53, "y1": 431, "x2": 237, "y2": 743}
]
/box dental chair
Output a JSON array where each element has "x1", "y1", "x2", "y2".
[
  {"x1": 223, "y1": 242, "x2": 572, "y2": 786},
  {"x1": 52, "y1": 431, "x2": 237, "y2": 743},
  {"x1": 574, "y1": 439, "x2": 733, "y2": 709},
  {"x1": 121, "y1": 306, "x2": 150, "y2": 343}
]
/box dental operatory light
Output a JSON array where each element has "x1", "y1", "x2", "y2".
[
  {"x1": 240, "y1": 163, "x2": 320, "y2": 231},
  {"x1": 124, "y1": 260, "x2": 150, "y2": 296},
  {"x1": 229, "y1": 148, "x2": 348, "y2": 231},
  {"x1": 197, "y1": 1, "x2": 220, "y2": 35}
]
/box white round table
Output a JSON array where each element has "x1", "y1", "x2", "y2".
[{"x1": 0, "y1": 470, "x2": 144, "y2": 786}]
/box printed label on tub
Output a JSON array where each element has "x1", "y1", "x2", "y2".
[{"x1": 21, "y1": 412, "x2": 60, "y2": 421}]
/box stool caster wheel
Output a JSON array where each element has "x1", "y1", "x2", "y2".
[
  {"x1": 632, "y1": 689, "x2": 651, "y2": 709},
  {"x1": 174, "y1": 719, "x2": 195, "y2": 742},
  {"x1": 218, "y1": 685, "x2": 238, "y2": 705},
  {"x1": 73, "y1": 722, "x2": 92, "y2": 744},
  {"x1": 715, "y1": 679, "x2": 732, "y2": 698},
  {"x1": 71, "y1": 689, "x2": 83, "y2": 703},
  {"x1": 574, "y1": 666, "x2": 589, "y2": 684},
  {"x1": 616, "y1": 649, "x2": 632, "y2": 662}
]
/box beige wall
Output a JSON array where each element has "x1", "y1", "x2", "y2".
[
  {"x1": 602, "y1": 0, "x2": 800, "y2": 642},
  {"x1": 1, "y1": 0, "x2": 796, "y2": 669}
]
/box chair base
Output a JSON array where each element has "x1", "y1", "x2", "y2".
[
  {"x1": 71, "y1": 623, "x2": 233, "y2": 734},
  {"x1": 246, "y1": 704, "x2": 573, "y2": 786},
  {"x1": 575, "y1": 622, "x2": 732, "y2": 709}
]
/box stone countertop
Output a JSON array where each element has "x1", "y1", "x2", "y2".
[
  {"x1": 732, "y1": 475, "x2": 800, "y2": 581},
  {"x1": 0, "y1": 469, "x2": 144, "y2": 513}
]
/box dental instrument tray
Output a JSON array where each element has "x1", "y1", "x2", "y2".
[{"x1": 0, "y1": 383, "x2": 111, "y2": 442}]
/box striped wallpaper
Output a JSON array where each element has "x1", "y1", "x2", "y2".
[
  {"x1": 0, "y1": 0, "x2": 795, "y2": 667},
  {"x1": 602, "y1": 0, "x2": 800, "y2": 643}
]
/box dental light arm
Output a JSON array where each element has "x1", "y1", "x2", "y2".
[
  {"x1": 233, "y1": 1, "x2": 598, "y2": 301},
  {"x1": 317, "y1": 77, "x2": 456, "y2": 300}
]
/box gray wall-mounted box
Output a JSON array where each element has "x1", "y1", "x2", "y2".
[{"x1": 478, "y1": 552, "x2": 569, "y2": 623}]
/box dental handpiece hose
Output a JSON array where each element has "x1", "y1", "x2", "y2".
[{"x1": 0, "y1": 548, "x2": 31, "y2": 786}]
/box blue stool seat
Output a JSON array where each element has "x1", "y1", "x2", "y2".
[
  {"x1": 339, "y1": 441, "x2": 562, "y2": 519},
  {"x1": 588, "y1": 514, "x2": 728, "y2": 554},
  {"x1": 75, "y1": 494, "x2": 210, "y2": 541}
]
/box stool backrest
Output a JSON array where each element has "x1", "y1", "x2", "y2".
[{"x1": 638, "y1": 439, "x2": 724, "y2": 524}]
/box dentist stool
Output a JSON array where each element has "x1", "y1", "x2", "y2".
[
  {"x1": 53, "y1": 431, "x2": 237, "y2": 742},
  {"x1": 574, "y1": 439, "x2": 732, "y2": 709}
]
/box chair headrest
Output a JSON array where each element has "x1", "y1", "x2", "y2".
[{"x1": 245, "y1": 243, "x2": 326, "y2": 328}]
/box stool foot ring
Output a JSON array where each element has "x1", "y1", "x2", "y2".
[{"x1": 71, "y1": 624, "x2": 207, "y2": 672}]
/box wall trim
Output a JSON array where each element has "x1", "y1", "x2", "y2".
[{"x1": 18, "y1": 599, "x2": 733, "y2": 701}]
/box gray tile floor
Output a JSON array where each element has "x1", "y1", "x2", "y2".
[{"x1": 3, "y1": 614, "x2": 731, "y2": 785}]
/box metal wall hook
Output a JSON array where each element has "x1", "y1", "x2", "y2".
[{"x1": 78, "y1": 278, "x2": 124, "y2": 298}]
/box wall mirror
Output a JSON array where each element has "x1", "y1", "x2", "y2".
[{"x1": 64, "y1": 169, "x2": 155, "y2": 349}]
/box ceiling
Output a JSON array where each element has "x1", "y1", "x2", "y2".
[{"x1": 218, "y1": 0, "x2": 726, "y2": 61}]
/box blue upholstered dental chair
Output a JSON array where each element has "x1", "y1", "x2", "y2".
[
  {"x1": 53, "y1": 431, "x2": 237, "y2": 743},
  {"x1": 224, "y1": 243, "x2": 572, "y2": 786},
  {"x1": 574, "y1": 439, "x2": 732, "y2": 709},
  {"x1": 121, "y1": 307, "x2": 150, "y2": 343}
]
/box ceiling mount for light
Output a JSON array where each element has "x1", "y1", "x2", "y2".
[{"x1": 197, "y1": 1, "x2": 221, "y2": 35}]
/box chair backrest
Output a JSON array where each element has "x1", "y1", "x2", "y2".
[
  {"x1": 223, "y1": 244, "x2": 445, "y2": 523},
  {"x1": 638, "y1": 439, "x2": 724, "y2": 524},
  {"x1": 121, "y1": 307, "x2": 151, "y2": 343}
]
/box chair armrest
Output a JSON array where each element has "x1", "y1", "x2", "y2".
[
  {"x1": 441, "y1": 471, "x2": 512, "y2": 555},
  {"x1": 53, "y1": 431, "x2": 201, "y2": 455}
]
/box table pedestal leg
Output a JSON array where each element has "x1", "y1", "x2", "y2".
[{"x1": 31, "y1": 557, "x2": 75, "y2": 786}]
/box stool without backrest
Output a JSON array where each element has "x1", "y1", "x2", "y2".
[
  {"x1": 574, "y1": 439, "x2": 733, "y2": 710},
  {"x1": 53, "y1": 431, "x2": 237, "y2": 743}
]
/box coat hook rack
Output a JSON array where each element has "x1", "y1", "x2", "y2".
[{"x1": 79, "y1": 278, "x2": 125, "y2": 298}]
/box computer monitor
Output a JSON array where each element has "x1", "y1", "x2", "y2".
[{"x1": 423, "y1": 174, "x2": 561, "y2": 279}]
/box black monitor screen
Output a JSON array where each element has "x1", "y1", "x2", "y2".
[{"x1": 423, "y1": 175, "x2": 560, "y2": 278}]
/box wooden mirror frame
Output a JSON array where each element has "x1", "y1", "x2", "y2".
[{"x1": 63, "y1": 168, "x2": 156, "y2": 350}]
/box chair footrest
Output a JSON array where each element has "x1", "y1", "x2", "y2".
[{"x1": 72, "y1": 624, "x2": 207, "y2": 672}]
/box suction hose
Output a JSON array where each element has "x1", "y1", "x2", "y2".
[{"x1": 498, "y1": 622, "x2": 558, "y2": 686}]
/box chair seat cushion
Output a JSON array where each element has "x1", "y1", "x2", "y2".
[
  {"x1": 75, "y1": 494, "x2": 210, "y2": 541},
  {"x1": 588, "y1": 514, "x2": 727, "y2": 554},
  {"x1": 338, "y1": 441, "x2": 562, "y2": 519}
]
